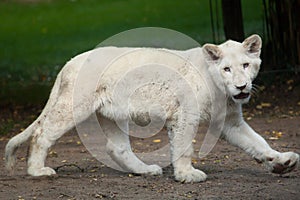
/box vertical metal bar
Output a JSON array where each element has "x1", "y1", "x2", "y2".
[{"x1": 209, "y1": 0, "x2": 216, "y2": 43}]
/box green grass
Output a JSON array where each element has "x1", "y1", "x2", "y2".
[{"x1": 0, "y1": 0, "x2": 263, "y2": 105}]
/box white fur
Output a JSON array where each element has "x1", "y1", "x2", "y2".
[{"x1": 5, "y1": 35, "x2": 299, "y2": 182}]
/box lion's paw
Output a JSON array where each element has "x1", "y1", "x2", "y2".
[
  {"x1": 175, "y1": 168, "x2": 207, "y2": 183},
  {"x1": 145, "y1": 164, "x2": 163, "y2": 175},
  {"x1": 265, "y1": 152, "x2": 299, "y2": 174},
  {"x1": 146, "y1": 164, "x2": 163, "y2": 175},
  {"x1": 28, "y1": 167, "x2": 56, "y2": 176},
  {"x1": 133, "y1": 164, "x2": 163, "y2": 175}
]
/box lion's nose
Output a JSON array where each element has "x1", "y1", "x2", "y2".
[{"x1": 235, "y1": 84, "x2": 247, "y2": 91}]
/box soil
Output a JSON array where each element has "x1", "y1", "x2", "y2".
[
  {"x1": 0, "y1": 114, "x2": 299, "y2": 200},
  {"x1": 0, "y1": 75, "x2": 299, "y2": 200}
]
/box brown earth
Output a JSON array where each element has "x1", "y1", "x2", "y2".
[{"x1": 0, "y1": 114, "x2": 299, "y2": 200}]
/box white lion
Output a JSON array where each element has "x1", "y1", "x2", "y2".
[{"x1": 5, "y1": 34, "x2": 299, "y2": 182}]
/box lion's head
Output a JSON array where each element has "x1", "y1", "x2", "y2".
[{"x1": 202, "y1": 34, "x2": 262, "y2": 104}]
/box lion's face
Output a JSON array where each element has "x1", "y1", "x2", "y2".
[{"x1": 202, "y1": 34, "x2": 262, "y2": 104}]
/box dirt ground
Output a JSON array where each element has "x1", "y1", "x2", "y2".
[{"x1": 0, "y1": 114, "x2": 299, "y2": 200}]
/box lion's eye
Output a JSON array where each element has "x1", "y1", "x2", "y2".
[
  {"x1": 224, "y1": 67, "x2": 231, "y2": 72},
  {"x1": 243, "y1": 63, "x2": 249, "y2": 69}
]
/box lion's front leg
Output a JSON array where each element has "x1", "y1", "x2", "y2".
[
  {"x1": 223, "y1": 120, "x2": 299, "y2": 174},
  {"x1": 168, "y1": 121, "x2": 207, "y2": 183}
]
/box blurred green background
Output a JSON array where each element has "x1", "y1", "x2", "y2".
[{"x1": 0, "y1": 0, "x2": 263, "y2": 105}]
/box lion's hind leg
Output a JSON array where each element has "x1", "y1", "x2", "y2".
[
  {"x1": 102, "y1": 117, "x2": 162, "y2": 175},
  {"x1": 27, "y1": 100, "x2": 76, "y2": 176},
  {"x1": 27, "y1": 127, "x2": 57, "y2": 176}
]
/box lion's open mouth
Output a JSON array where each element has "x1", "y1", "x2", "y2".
[{"x1": 233, "y1": 92, "x2": 250, "y2": 99}]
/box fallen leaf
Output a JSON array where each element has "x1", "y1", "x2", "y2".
[
  {"x1": 49, "y1": 151, "x2": 58, "y2": 157},
  {"x1": 256, "y1": 105, "x2": 262, "y2": 109},
  {"x1": 261, "y1": 102, "x2": 272, "y2": 107},
  {"x1": 192, "y1": 158, "x2": 198, "y2": 164},
  {"x1": 152, "y1": 139, "x2": 161, "y2": 143},
  {"x1": 264, "y1": 131, "x2": 270, "y2": 135},
  {"x1": 275, "y1": 131, "x2": 283, "y2": 138},
  {"x1": 287, "y1": 79, "x2": 294, "y2": 85}
]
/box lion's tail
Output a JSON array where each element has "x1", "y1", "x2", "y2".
[{"x1": 5, "y1": 122, "x2": 36, "y2": 173}]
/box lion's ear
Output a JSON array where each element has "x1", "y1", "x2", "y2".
[
  {"x1": 243, "y1": 34, "x2": 262, "y2": 57},
  {"x1": 202, "y1": 44, "x2": 223, "y2": 63}
]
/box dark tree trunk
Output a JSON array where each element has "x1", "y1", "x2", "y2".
[
  {"x1": 221, "y1": 0, "x2": 245, "y2": 41},
  {"x1": 264, "y1": 0, "x2": 300, "y2": 71}
]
